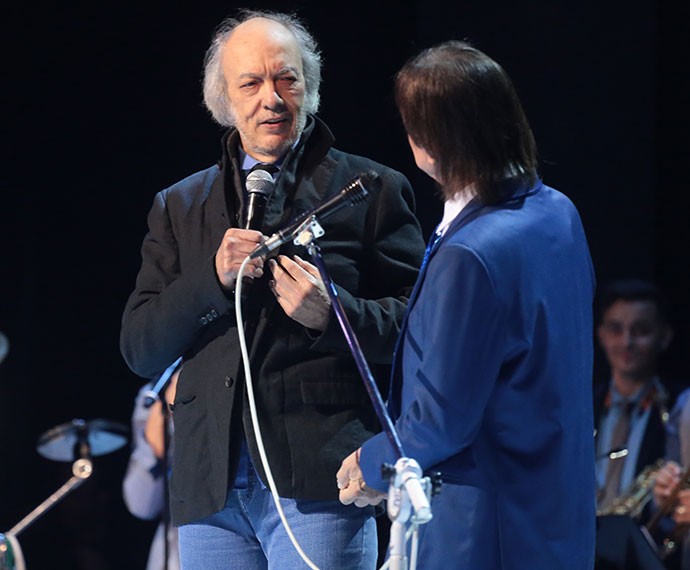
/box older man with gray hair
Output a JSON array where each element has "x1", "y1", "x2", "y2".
[{"x1": 120, "y1": 8, "x2": 425, "y2": 569}]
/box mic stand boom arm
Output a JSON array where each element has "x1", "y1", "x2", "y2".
[{"x1": 300, "y1": 222, "x2": 433, "y2": 570}]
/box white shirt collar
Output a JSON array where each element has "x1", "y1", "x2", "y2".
[{"x1": 437, "y1": 185, "x2": 476, "y2": 236}]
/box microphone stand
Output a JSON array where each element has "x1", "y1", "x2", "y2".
[
  {"x1": 144, "y1": 357, "x2": 182, "y2": 409},
  {"x1": 157, "y1": 390, "x2": 171, "y2": 570},
  {"x1": 146, "y1": 362, "x2": 178, "y2": 569},
  {"x1": 298, "y1": 220, "x2": 434, "y2": 570}
]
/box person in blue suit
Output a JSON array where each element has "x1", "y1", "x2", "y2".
[{"x1": 337, "y1": 40, "x2": 597, "y2": 569}]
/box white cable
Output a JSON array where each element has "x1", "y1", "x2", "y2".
[{"x1": 235, "y1": 256, "x2": 320, "y2": 570}]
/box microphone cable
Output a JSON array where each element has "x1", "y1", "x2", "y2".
[
  {"x1": 234, "y1": 255, "x2": 320, "y2": 570},
  {"x1": 235, "y1": 256, "x2": 424, "y2": 570}
]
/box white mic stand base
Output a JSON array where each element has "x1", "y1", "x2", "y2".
[
  {"x1": 384, "y1": 457, "x2": 435, "y2": 570},
  {"x1": 388, "y1": 520, "x2": 408, "y2": 570}
]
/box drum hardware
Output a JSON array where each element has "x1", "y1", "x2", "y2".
[
  {"x1": 36, "y1": 418, "x2": 128, "y2": 462},
  {"x1": 0, "y1": 533, "x2": 24, "y2": 570},
  {"x1": 0, "y1": 418, "x2": 128, "y2": 570}
]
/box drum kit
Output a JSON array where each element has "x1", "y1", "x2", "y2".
[
  {"x1": 0, "y1": 418, "x2": 128, "y2": 570},
  {"x1": 0, "y1": 332, "x2": 130, "y2": 568},
  {"x1": 0, "y1": 331, "x2": 130, "y2": 568}
]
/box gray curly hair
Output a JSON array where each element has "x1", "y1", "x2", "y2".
[{"x1": 202, "y1": 9, "x2": 322, "y2": 127}]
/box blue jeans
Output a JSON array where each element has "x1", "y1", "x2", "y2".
[{"x1": 178, "y1": 465, "x2": 377, "y2": 569}]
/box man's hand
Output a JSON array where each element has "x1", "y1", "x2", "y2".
[
  {"x1": 268, "y1": 254, "x2": 331, "y2": 331},
  {"x1": 674, "y1": 489, "x2": 690, "y2": 525},
  {"x1": 652, "y1": 461, "x2": 690, "y2": 526},
  {"x1": 336, "y1": 448, "x2": 385, "y2": 508},
  {"x1": 654, "y1": 461, "x2": 682, "y2": 508},
  {"x1": 215, "y1": 228, "x2": 265, "y2": 290}
]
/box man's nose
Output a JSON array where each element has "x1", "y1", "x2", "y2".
[
  {"x1": 621, "y1": 329, "x2": 635, "y2": 346},
  {"x1": 262, "y1": 82, "x2": 285, "y2": 109}
]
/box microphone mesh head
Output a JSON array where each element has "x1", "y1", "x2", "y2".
[
  {"x1": 345, "y1": 170, "x2": 379, "y2": 205},
  {"x1": 246, "y1": 169, "x2": 275, "y2": 195}
]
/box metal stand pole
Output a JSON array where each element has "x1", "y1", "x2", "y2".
[{"x1": 300, "y1": 225, "x2": 434, "y2": 569}]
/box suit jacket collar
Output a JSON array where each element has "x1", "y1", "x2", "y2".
[
  {"x1": 407, "y1": 177, "x2": 543, "y2": 311},
  {"x1": 214, "y1": 115, "x2": 335, "y2": 233},
  {"x1": 438, "y1": 177, "x2": 543, "y2": 250},
  {"x1": 387, "y1": 176, "x2": 543, "y2": 416}
]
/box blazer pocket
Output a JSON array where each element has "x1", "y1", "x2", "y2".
[
  {"x1": 168, "y1": 394, "x2": 196, "y2": 412},
  {"x1": 300, "y1": 379, "x2": 365, "y2": 407}
]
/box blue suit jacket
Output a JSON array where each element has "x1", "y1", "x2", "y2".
[{"x1": 361, "y1": 179, "x2": 596, "y2": 569}]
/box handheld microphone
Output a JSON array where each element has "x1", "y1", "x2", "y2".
[
  {"x1": 244, "y1": 168, "x2": 276, "y2": 230},
  {"x1": 249, "y1": 170, "x2": 378, "y2": 260}
]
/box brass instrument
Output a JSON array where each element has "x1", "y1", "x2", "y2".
[
  {"x1": 595, "y1": 380, "x2": 670, "y2": 519},
  {"x1": 597, "y1": 459, "x2": 665, "y2": 518}
]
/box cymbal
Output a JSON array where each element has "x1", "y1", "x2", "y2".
[{"x1": 36, "y1": 418, "x2": 129, "y2": 462}]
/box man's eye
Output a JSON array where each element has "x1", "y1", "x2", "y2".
[
  {"x1": 630, "y1": 325, "x2": 654, "y2": 337},
  {"x1": 603, "y1": 323, "x2": 623, "y2": 335}
]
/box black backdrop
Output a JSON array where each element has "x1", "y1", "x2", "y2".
[{"x1": 1, "y1": 1, "x2": 688, "y2": 568}]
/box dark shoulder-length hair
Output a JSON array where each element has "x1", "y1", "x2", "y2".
[{"x1": 395, "y1": 40, "x2": 538, "y2": 204}]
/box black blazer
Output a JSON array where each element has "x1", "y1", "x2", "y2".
[{"x1": 120, "y1": 116, "x2": 426, "y2": 525}]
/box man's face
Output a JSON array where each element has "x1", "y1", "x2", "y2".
[
  {"x1": 221, "y1": 18, "x2": 306, "y2": 162},
  {"x1": 597, "y1": 299, "x2": 671, "y2": 381}
]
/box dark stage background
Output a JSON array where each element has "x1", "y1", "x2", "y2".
[{"x1": 1, "y1": 1, "x2": 688, "y2": 568}]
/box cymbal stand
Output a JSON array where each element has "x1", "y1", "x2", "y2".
[{"x1": 6, "y1": 423, "x2": 94, "y2": 538}]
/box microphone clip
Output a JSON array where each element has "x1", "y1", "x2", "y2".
[
  {"x1": 249, "y1": 171, "x2": 376, "y2": 260},
  {"x1": 291, "y1": 216, "x2": 325, "y2": 248}
]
